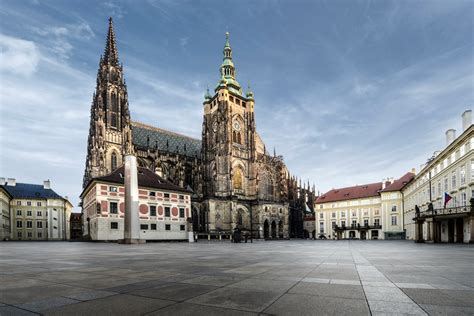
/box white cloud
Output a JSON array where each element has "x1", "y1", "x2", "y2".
[
  {"x1": 0, "y1": 32, "x2": 93, "y2": 210},
  {"x1": 30, "y1": 22, "x2": 95, "y2": 59},
  {"x1": 0, "y1": 34, "x2": 40, "y2": 76},
  {"x1": 102, "y1": 1, "x2": 126, "y2": 19}
]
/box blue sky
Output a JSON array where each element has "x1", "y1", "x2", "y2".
[{"x1": 0, "y1": 0, "x2": 473, "y2": 210}]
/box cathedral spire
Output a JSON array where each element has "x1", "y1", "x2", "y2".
[
  {"x1": 103, "y1": 17, "x2": 119, "y2": 66},
  {"x1": 246, "y1": 82, "x2": 254, "y2": 100},
  {"x1": 204, "y1": 85, "x2": 211, "y2": 100},
  {"x1": 216, "y1": 32, "x2": 242, "y2": 95}
]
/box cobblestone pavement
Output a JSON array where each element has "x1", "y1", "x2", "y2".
[{"x1": 0, "y1": 240, "x2": 473, "y2": 315}]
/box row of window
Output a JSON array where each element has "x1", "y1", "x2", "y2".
[
  {"x1": 110, "y1": 222, "x2": 185, "y2": 231},
  {"x1": 108, "y1": 186, "x2": 187, "y2": 201},
  {"x1": 107, "y1": 202, "x2": 185, "y2": 217},
  {"x1": 17, "y1": 231, "x2": 43, "y2": 238},
  {"x1": 321, "y1": 209, "x2": 382, "y2": 219},
  {"x1": 229, "y1": 95, "x2": 246, "y2": 108},
  {"x1": 16, "y1": 210, "x2": 43, "y2": 217},
  {"x1": 16, "y1": 220, "x2": 46, "y2": 228},
  {"x1": 321, "y1": 218, "x2": 396, "y2": 233},
  {"x1": 15, "y1": 201, "x2": 42, "y2": 206},
  {"x1": 408, "y1": 183, "x2": 473, "y2": 209},
  {"x1": 408, "y1": 159, "x2": 474, "y2": 196}
]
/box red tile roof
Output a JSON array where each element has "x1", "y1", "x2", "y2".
[
  {"x1": 81, "y1": 166, "x2": 190, "y2": 197},
  {"x1": 316, "y1": 172, "x2": 416, "y2": 204},
  {"x1": 316, "y1": 182, "x2": 382, "y2": 204},
  {"x1": 380, "y1": 172, "x2": 415, "y2": 192}
]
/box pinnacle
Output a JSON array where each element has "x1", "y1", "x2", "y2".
[{"x1": 103, "y1": 17, "x2": 119, "y2": 65}]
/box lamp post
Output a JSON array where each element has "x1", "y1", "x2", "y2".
[{"x1": 250, "y1": 206, "x2": 253, "y2": 243}]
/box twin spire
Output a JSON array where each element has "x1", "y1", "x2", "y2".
[
  {"x1": 100, "y1": 20, "x2": 252, "y2": 100},
  {"x1": 103, "y1": 17, "x2": 119, "y2": 66}
]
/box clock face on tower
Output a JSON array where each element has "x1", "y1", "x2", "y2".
[{"x1": 233, "y1": 121, "x2": 241, "y2": 131}]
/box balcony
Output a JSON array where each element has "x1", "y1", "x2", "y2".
[
  {"x1": 415, "y1": 205, "x2": 472, "y2": 220},
  {"x1": 334, "y1": 223, "x2": 382, "y2": 231}
]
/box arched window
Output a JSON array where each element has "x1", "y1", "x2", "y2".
[
  {"x1": 110, "y1": 92, "x2": 119, "y2": 128},
  {"x1": 237, "y1": 132, "x2": 241, "y2": 144},
  {"x1": 233, "y1": 131, "x2": 237, "y2": 143},
  {"x1": 111, "y1": 114, "x2": 117, "y2": 128},
  {"x1": 233, "y1": 168, "x2": 243, "y2": 190},
  {"x1": 237, "y1": 212, "x2": 243, "y2": 225},
  {"x1": 259, "y1": 172, "x2": 273, "y2": 199},
  {"x1": 111, "y1": 152, "x2": 117, "y2": 171},
  {"x1": 111, "y1": 92, "x2": 118, "y2": 112}
]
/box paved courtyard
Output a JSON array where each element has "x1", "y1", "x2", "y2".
[{"x1": 0, "y1": 240, "x2": 473, "y2": 315}]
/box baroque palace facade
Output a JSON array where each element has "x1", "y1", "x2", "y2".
[
  {"x1": 82, "y1": 19, "x2": 315, "y2": 239},
  {"x1": 316, "y1": 110, "x2": 474, "y2": 243}
]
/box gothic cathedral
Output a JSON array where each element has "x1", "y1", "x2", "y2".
[{"x1": 83, "y1": 19, "x2": 316, "y2": 239}]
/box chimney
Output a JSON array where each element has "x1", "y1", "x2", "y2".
[
  {"x1": 43, "y1": 180, "x2": 51, "y2": 189},
  {"x1": 411, "y1": 168, "x2": 416, "y2": 175},
  {"x1": 6, "y1": 178, "x2": 16, "y2": 186},
  {"x1": 445, "y1": 129, "x2": 456, "y2": 146},
  {"x1": 0, "y1": 177, "x2": 5, "y2": 185},
  {"x1": 382, "y1": 178, "x2": 386, "y2": 190},
  {"x1": 390, "y1": 177, "x2": 395, "y2": 184},
  {"x1": 462, "y1": 110, "x2": 472, "y2": 132}
]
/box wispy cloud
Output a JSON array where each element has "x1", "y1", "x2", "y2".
[
  {"x1": 0, "y1": 34, "x2": 40, "y2": 76},
  {"x1": 102, "y1": 1, "x2": 126, "y2": 19},
  {"x1": 179, "y1": 37, "x2": 189, "y2": 47},
  {"x1": 30, "y1": 22, "x2": 95, "y2": 59}
]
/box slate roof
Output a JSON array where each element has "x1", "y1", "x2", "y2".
[
  {"x1": 83, "y1": 166, "x2": 190, "y2": 195},
  {"x1": 316, "y1": 182, "x2": 382, "y2": 204},
  {"x1": 131, "y1": 121, "x2": 201, "y2": 158},
  {"x1": 381, "y1": 172, "x2": 415, "y2": 192},
  {"x1": 0, "y1": 183, "x2": 64, "y2": 200}
]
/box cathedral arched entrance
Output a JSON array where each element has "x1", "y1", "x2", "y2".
[
  {"x1": 234, "y1": 206, "x2": 250, "y2": 231},
  {"x1": 264, "y1": 220, "x2": 269, "y2": 239},
  {"x1": 192, "y1": 207, "x2": 199, "y2": 232},
  {"x1": 271, "y1": 221, "x2": 277, "y2": 239}
]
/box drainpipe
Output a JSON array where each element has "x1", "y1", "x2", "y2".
[{"x1": 401, "y1": 191, "x2": 405, "y2": 239}]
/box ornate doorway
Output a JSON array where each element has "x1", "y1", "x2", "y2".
[
  {"x1": 271, "y1": 221, "x2": 277, "y2": 239},
  {"x1": 264, "y1": 220, "x2": 269, "y2": 239}
]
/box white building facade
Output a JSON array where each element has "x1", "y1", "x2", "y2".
[
  {"x1": 0, "y1": 178, "x2": 72, "y2": 241},
  {"x1": 403, "y1": 110, "x2": 474, "y2": 243},
  {"x1": 315, "y1": 173, "x2": 414, "y2": 240}
]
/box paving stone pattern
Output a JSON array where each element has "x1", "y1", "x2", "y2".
[{"x1": 0, "y1": 240, "x2": 473, "y2": 315}]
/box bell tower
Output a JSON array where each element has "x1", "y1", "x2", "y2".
[
  {"x1": 202, "y1": 33, "x2": 257, "y2": 199},
  {"x1": 83, "y1": 18, "x2": 133, "y2": 188}
]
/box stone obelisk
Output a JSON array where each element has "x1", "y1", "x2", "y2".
[{"x1": 119, "y1": 155, "x2": 145, "y2": 244}]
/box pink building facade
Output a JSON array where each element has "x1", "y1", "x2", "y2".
[{"x1": 81, "y1": 167, "x2": 191, "y2": 241}]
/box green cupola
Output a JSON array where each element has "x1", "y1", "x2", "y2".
[{"x1": 215, "y1": 32, "x2": 242, "y2": 95}]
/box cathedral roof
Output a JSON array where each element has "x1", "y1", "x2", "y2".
[
  {"x1": 131, "y1": 121, "x2": 201, "y2": 158},
  {"x1": 83, "y1": 166, "x2": 190, "y2": 195},
  {"x1": 1, "y1": 183, "x2": 64, "y2": 200}
]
